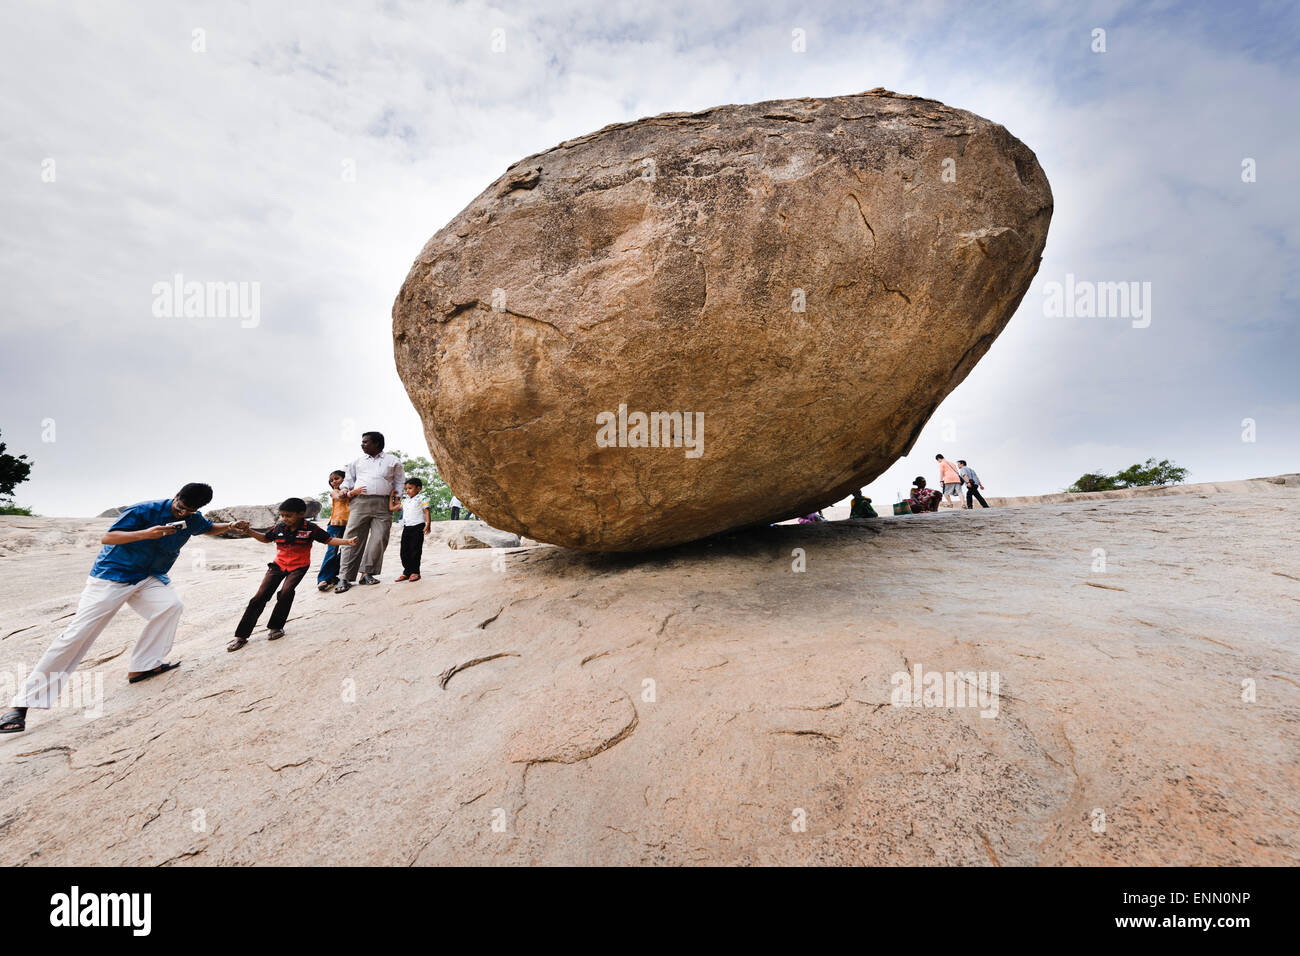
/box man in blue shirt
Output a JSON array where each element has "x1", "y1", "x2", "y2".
[
  {"x1": 957, "y1": 460, "x2": 989, "y2": 509},
  {"x1": 1, "y1": 483, "x2": 249, "y2": 735}
]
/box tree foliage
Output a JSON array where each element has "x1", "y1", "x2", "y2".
[
  {"x1": 1067, "y1": 458, "x2": 1189, "y2": 494},
  {"x1": 0, "y1": 430, "x2": 33, "y2": 498},
  {"x1": 389, "y1": 450, "x2": 454, "y2": 519}
]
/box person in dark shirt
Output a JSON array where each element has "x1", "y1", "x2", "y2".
[
  {"x1": 228, "y1": 498, "x2": 356, "y2": 651},
  {"x1": 849, "y1": 489, "x2": 878, "y2": 519}
]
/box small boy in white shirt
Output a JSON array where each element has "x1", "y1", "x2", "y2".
[{"x1": 394, "y1": 478, "x2": 431, "y2": 582}]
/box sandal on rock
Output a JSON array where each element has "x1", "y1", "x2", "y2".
[
  {"x1": 0, "y1": 709, "x2": 26, "y2": 734},
  {"x1": 409, "y1": 573, "x2": 421, "y2": 582},
  {"x1": 227, "y1": 637, "x2": 248, "y2": 652},
  {"x1": 128, "y1": 661, "x2": 181, "y2": 683},
  {"x1": 267, "y1": 629, "x2": 285, "y2": 640}
]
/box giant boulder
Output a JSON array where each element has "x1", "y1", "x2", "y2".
[{"x1": 393, "y1": 89, "x2": 1052, "y2": 551}]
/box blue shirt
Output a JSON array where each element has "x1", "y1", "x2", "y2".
[{"x1": 90, "y1": 499, "x2": 214, "y2": 585}]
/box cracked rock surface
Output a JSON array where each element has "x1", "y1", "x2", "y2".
[
  {"x1": 392, "y1": 89, "x2": 1053, "y2": 551},
  {"x1": 0, "y1": 477, "x2": 1295, "y2": 865}
]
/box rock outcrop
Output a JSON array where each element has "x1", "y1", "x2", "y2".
[
  {"x1": 447, "y1": 524, "x2": 521, "y2": 550},
  {"x1": 393, "y1": 89, "x2": 1052, "y2": 550},
  {"x1": 206, "y1": 497, "x2": 322, "y2": 536}
]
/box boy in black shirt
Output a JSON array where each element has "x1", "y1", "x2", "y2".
[{"x1": 228, "y1": 498, "x2": 355, "y2": 651}]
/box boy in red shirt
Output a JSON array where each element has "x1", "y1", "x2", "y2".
[{"x1": 228, "y1": 498, "x2": 356, "y2": 651}]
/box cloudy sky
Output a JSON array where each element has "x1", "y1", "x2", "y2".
[{"x1": 2, "y1": 0, "x2": 1296, "y2": 516}]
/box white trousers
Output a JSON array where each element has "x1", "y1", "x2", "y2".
[{"x1": 10, "y1": 575, "x2": 183, "y2": 709}]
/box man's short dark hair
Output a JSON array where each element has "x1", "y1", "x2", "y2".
[
  {"x1": 330, "y1": 469, "x2": 345, "y2": 480},
  {"x1": 935, "y1": 454, "x2": 944, "y2": 460},
  {"x1": 362, "y1": 431, "x2": 385, "y2": 450},
  {"x1": 405, "y1": 477, "x2": 423, "y2": 490},
  {"x1": 280, "y1": 497, "x2": 307, "y2": 514},
  {"x1": 177, "y1": 483, "x2": 213, "y2": 508},
  {"x1": 957, "y1": 460, "x2": 967, "y2": 466}
]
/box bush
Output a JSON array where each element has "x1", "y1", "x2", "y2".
[
  {"x1": 0, "y1": 430, "x2": 33, "y2": 498},
  {"x1": 1067, "y1": 458, "x2": 1189, "y2": 494}
]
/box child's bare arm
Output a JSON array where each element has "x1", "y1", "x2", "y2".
[{"x1": 328, "y1": 536, "x2": 358, "y2": 547}]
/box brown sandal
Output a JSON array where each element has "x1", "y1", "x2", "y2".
[{"x1": 227, "y1": 637, "x2": 247, "y2": 652}]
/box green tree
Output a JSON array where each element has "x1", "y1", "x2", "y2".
[
  {"x1": 390, "y1": 449, "x2": 454, "y2": 520},
  {"x1": 0, "y1": 430, "x2": 34, "y2": 513},
  {"x1": 1112, "y1": 458, "x2": 1189, "y2": 488},
  {"x1": 0, "y1": 430, "x2": 33, "y2": 497},
  {"x1": 1067, "y1": 458, "x2": 1188, "y2": 493},
  {"x1": 1066, "y1": 472, "x2": 1119, "y2": 493}
]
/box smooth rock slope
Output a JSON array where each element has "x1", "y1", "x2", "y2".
[
  {"x1": 1, "y1": 479, "x2": 1295, "y2": 865},
  {"x1": 393, "y1": 89, "x2": 1053, "y2": 550}
]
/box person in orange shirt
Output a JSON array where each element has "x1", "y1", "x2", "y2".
[
  {"x1": 317, "y1": 469, "x2": 351, "y2": 592},
  {"x1": 936, "y1": 454, "x2": 963, "y2": 509}
]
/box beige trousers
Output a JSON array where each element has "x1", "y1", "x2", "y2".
[{"x1": 340, "y1": 495, "x2": 393, "y2": 580}]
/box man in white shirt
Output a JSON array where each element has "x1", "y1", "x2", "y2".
[
  {"x1": 449, "y1": 495, "x2": 462, "y2": 521},
  {"x1": 335, "y1": 431, "x2": 405, "y2": 591}
]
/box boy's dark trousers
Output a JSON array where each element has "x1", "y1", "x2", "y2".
[
  {"x1": 400, "y1": 525, "x2": 424, "y2": 576},
  {"x1": 236, "y1": 562, "x2": 308, "y2": 638},
  {"x1": 966, "y1": 484, "x2": 989, "y2": 508}
]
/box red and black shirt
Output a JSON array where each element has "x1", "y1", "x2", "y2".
[{"x1": 265, "y1": 520, "x2": 332, "y2": 571}]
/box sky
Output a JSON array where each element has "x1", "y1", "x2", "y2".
[{"x1": 1, "y1": 0, "x2": 1296, "y2": 517}]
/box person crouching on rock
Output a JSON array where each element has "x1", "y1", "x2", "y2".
[
  {"x1": 849, "y1": 489, "x2": 878, "y2": 518},
  {"x1": 227, "y1": 498, "x2": 356, "y2": 652},
  {"x1": 909, "y1": 477, "x2": 942, "y2": 513},
  {"x1": 1, "y1": 483, "x2": 250, "y2": 735}
]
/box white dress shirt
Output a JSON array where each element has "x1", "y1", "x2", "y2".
[{"x1": 343, "y1": 452, "x2": 406, "y2": 497}]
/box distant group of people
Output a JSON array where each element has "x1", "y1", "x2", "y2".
[
  {"x1": 909, "y1": 454, "x2": 989, "y2": 513},
  {"x1": 801, "y1": 489, "x2": 878, "y2": 522},
  {"x1": 1, "y1": 430, "x2": 448, "y2": 735},
  {"x1": 796, "y1": 456, "x2": 987, "y2": 525}
]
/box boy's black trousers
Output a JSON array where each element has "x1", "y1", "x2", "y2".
[
  {"x1": 236, "y1": 562, "x2": 308, "y2": 637},
  {"x1": 400, "y1": 524, "x2": 425, "y2": 575}
]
